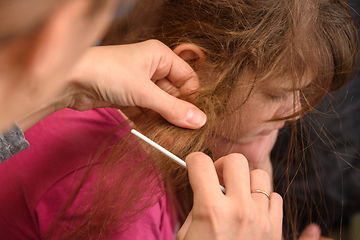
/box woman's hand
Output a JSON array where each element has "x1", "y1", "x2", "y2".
[
  {"x1": 177, "y1": 152, "x2": 283, "y2": 240},
  {"x1": 65, "y1": 40, "x2": 206, "y2": 128},
  {"x1": 18, "y1": 40, "x2": 206, "y2": 131}
]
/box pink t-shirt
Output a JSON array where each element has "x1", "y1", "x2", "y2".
[{"x1": 0, "y1": 108, "x2": 175, "y2": 240}]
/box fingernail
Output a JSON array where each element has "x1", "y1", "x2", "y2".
[{"x1": 185, "y1": 108, "x2": 207, "y2": 127}]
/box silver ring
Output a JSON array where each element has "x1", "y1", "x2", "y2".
[{"x1": 251, "y1": 189, "x2": 270, "y2": 200}]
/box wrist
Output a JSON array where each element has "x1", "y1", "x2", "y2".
[
  {"x1": 66, "y1": 47, "x2": 98, "y2": 86},
  {"x1": 17, "y1": 89, "x2": 72, "y2": 131}
]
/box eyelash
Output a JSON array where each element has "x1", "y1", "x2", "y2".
[{"x1": 267, "y1": 93, "x2": 287, "y2": 101}]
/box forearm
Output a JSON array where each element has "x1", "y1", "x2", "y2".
[{"x1": 17, "y1": 106, "x2": 57, "y2": 132}]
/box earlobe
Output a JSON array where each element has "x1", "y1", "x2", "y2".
[{"x1": 173, "y1": 44, "x2": 205, "y2": 69}]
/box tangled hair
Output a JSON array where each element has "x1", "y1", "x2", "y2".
[{"x1": 47, "y1": 0, "x2": 358, "y2": 239}]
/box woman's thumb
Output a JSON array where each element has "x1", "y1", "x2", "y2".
[{"x1": 140, "y1": 82, "x2": 207, "y2": 129}]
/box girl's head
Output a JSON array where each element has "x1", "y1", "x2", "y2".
[
  {"x1": 104, "y1": 0, "x2": 358, "y2": 227},
  {"x1": 0, "y1": 0, "x2": 135, "y2": 131},
  {"x1": 54, "y1": 0, "x2": 358, "y2": 238},
  {"x1": 119, "y1": 1, "x2": 356, "y2": 237},
  {"x1": 105, "y1": 0, "x2": 358, "y2": 158}
]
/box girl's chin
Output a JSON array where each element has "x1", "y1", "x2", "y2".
[
  {"x1": 208, "y1": 135, "x2": 264, "y2": 157},
  {"x1": 258, "y1": 130, "x2": 273, "y2": 136}
]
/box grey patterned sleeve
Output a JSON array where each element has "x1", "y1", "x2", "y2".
[{"x1": 0, "y1": 124, "x2": 30, "y2": 163}]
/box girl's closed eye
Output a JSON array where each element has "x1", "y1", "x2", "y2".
[
  {"x1": 264, "y1": 91, "x2": 288, "y2": 101},
  {"x1": 268, "y1": 93, "x2": 287, "y2": 100}
]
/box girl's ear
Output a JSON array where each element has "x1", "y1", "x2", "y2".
[
  {"x1": 157, "y1": 43, "x2": 204, "y2": 98},
  {"x1": 173, "y1": 43, "x2": 205, "y2": 69}
]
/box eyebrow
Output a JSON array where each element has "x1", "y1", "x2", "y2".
[{"x1": 278, "y1": 82, "x2": 312, "y2": 92}]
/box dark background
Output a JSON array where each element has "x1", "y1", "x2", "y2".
[{"x1": 272, "y1": 1, "x2": 360, "y2": 239}]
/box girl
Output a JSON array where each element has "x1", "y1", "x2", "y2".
[
  {"x1": 104, "y1": 1, "x2": 358, "y2": 238},
  {"x1": 0, "y1": 0, "x2": 358, "y2": 239}
]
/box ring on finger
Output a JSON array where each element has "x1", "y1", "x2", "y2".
[{"x1": 251, "y1": 189, "x2": 270, "y2": 200}]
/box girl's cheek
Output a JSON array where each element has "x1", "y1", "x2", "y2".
[{"x1": 207, "y1": 137, "x2": 232, "y2": 159}]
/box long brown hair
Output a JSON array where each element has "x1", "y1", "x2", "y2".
[{"x1": 46, "y1": 0, "x2": 359, "y2": 239}]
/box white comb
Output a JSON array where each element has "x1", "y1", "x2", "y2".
[{"x1": 131, "y1": 129, "x2": 226, "y2": 193}]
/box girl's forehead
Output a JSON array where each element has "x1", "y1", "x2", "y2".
[{"x1": 258, "y1": 71, "x2": 314, "y2": 90}]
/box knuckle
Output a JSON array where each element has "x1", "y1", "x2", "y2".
[
  {"x1": 227, "y1": 153, "x2": 247, "y2": 162},
  {"x1": 186, "y1": 152, "x2": 212, "y2": 165},
  {"x1": 222, "y1": 153, "x2": 249, "y2": 168},
  {"x1": 145, "y1": 39, "x2": 159, "y2": 45},
  {"x1": 145, "y1": 39, "x2": 166, "y2": 50},
  {"x1": 236, "y1": 203, "x2": 273, "y2": 236},
  {"x1": 261, "y1": 221, "x2": 272, "y2": 236},
  {"x1": 171, "y1": 98, "x2": 187, "y2": 113},
  {"x1": 195, "y1": 202, "x2": 223, "y2": 224},
  {"x1": 270, "y1": 192, "x2": 283, "y2": 205},
  {"x1": 237, "y1": 206, "x2": 255, "y2": 223},
  {"x1": 250, "y1": 168, "x2": 271, "y2": 182},
  {"x1": 243, "y1": 209, "x2": 272, "y2": 236}
]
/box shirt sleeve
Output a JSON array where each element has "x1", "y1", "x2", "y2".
[{"x1": 0, "y1": 123, "x2": 30, "y2": 163}]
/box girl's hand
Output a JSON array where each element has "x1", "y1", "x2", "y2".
[{"x1": 177, "y1": 152, "x2": 283, "y2": 240}]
